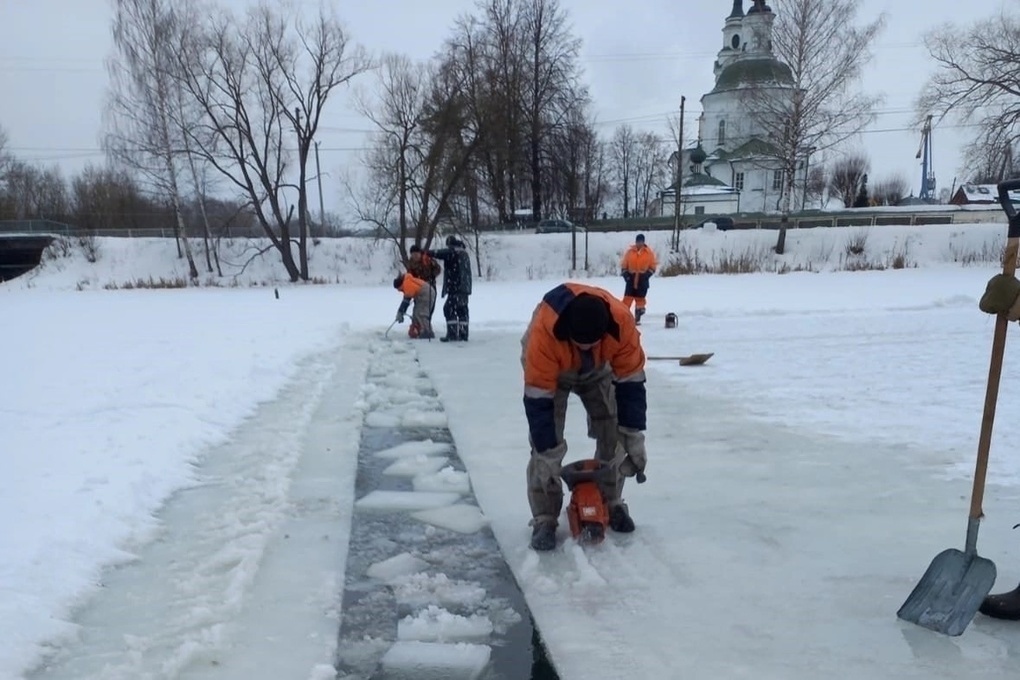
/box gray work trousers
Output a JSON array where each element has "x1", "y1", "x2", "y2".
[
  {"x1": 527, "y1": 365, "x2": 626, "y2": 526},
  {"x1": 412, "y1": 286, "x2": 436, "y2": 337}
]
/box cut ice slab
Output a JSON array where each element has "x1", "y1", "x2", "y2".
[
  {"x1": 375, "y1": 440, "x2": 452, "y2": 459},
  {"x1": 366, "y1": 552, "x2": 430, "y2": 583},
  {"x1": 380, "y1": 640, "x2": 491, "y2": 680},
  {"x1": 412, "y1": 504, "x2": 489, "y2": 534},
  {"x1": 413, "y1": 467, "x2": 472, "y2": 494},
  {"x1": 392, "y1": 573, "x2": 488, "y2": 609},
  {"x1": 397, "y1": 604, "x2": 494, "y2": 642},
  {"x1": 384, "y1": 456, "x2": 451, "y2": 477},
  {"x1": 355, "y1": 490, "x2": 461, "y2": 512}
]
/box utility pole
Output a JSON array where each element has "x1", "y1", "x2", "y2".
[
  {"x1": 315, "y1": 140, "x2": 325, "y2": 232},
  {"x1": 672, "y1": 96, "x2": 685, "y2": 252}
]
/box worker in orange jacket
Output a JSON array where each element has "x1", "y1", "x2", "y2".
[
  {"x1": 393, "y1": 272, "x2": 436, "y2": 339},
  {"x1": 620, "y1": 233, "x2": 658, "y2": 324},
  {"x1": 521, "y1": 282, "x2": 648, "y2": 551}
]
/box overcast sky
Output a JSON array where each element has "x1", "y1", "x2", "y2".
[{"x1": 0, "y1": 0, "x2": 1013, "y2": 211}]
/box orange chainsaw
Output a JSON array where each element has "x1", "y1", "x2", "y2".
[{"x1": 561, "y1": 459, "x2": 615, "y2": 545}]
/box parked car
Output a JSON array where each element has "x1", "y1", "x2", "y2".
[
  {"x1": 695, "y1": 216, "x2": 734, "y2": 231},
  {"x1": 535, "y1": 219, "x2": 582, "y2": 234}
]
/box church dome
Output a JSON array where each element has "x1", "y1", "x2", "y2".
[
  {"x1": 690, "y1": 145, "x2": 707, "y2": 164},
  {"x1": 711, "y1": 58, "x2": 793, "y2": 92}
]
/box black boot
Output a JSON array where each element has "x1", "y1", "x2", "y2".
[
  {"x1": 439, "y1": 324, "x2": 455, "y2": 342},
  {"x1": 459, "y1": 322, "x2": 469, "y2": 342},
  {"x1": 635, "y1": 308, "x2": 645, "y2": 325},
  {"x1": 530, "y1": 522, "x2": 557, "y2": 551},
  {"x1": 608, "y1": 504, "x2": 635, "y2": 533},
  {"x1": 980, "y1": 584, "x2": 1020, "y2": 620}
]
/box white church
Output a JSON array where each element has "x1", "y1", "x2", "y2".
[{"x1": 659, "y1": 0, "x2": 797, "y2": 217}]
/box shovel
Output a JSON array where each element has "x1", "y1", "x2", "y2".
[
  {"x1": 897, "y1": 178, "x2": 1020, "y2": 636},
  {"x1": 647, "y1": 353, "x2": 714, "y2": 366}
]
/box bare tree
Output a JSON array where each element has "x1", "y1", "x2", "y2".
[
  {"x1": 742, "y1": 0, "x2": 884, "y2": 252},
  {"x1": 919, "y1": 12, "x2": 1020, "y2": 184},
  {"x1": 520, "y1": 0, "x2": 585, "y2": 221},
  {"x1": 580, "y1": 124, "x2": 609, "y2": 220},
  {"x1": 543, "y1": 108, "x2": 603, "y2": 218},
  {"x1": 0, "y1": 126, "x2": 11, "y2": 178},
  {"x1": 439, "y1": 0, "x2": 585, "y2": 224},
  {"x1": 443, "y1": 4, "x2": 523, "y2": 223},
  {"x1": 828, "y1": 151, "x2": 870, "y2": 207},
  {"x1": 871, "y1": 174, "x2": 908, "y2": 206},
  {"x1": 106, "y1": 0, "x2": 200, "y2": 278},
  {"x1": 632, "y1": 131, "x2": 667, "y2": 217},
  {"x1": 801, "y1": 163, "x2": 827, "y2": 209},
  {"x1": 70, "y1": 163, "x2": 154, "y2": 233},
  {"x1": 609, "y1": 124, "x2": 636, "y2": 217},
  {"x1": 352, "y1": 53, "x2": 479, "y2": 259},
  {"x1": 177, "y1": 3, "x2": 371, "y2": 282},
  {"x1": 970, "y1": 147, "x2": 1020, "y2": 185}
]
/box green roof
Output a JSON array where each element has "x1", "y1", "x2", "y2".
[
  {"x1": 712, "y1": 58, "x2": 793, "y2": 92},
  {"x1": 684, "y1": 173, "x2": 728, "y2": 188},
  {"x1": 712, "y1": 137, "x2": 782, "y2": 161}
]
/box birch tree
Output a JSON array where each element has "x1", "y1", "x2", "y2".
[
  {"x1": 742, "y1": 0, "x2": 884, "y2": 252},
  {"x1": 106, "y1": 0, "x2": 199, "y2": 278}
]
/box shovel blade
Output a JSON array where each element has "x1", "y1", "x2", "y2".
[
  {"x1": 897, "y1": 548, "x2": 997, "y2": 636},
  {"x1": 678, "y1": 353, "x2": 714, "y2": 366}
]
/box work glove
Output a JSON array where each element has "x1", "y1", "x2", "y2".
[
  {"x1": 980, "y1": 274, "x2": 1020, "y2": 318},
  {"x1": 620, "y1": 269, "x2": 628, "y2": 278},
  {"x1": 531, "y1": 441, "x2": 568, "y2": 485},
  {"x1": 617, "y1": 426, "x2": 647, "y2": 482},
  {"x1": 395, "y1": 312, "x2": 405, "y2": 323}
]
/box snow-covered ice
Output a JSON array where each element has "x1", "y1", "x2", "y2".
[{"x1": 7, "y1": 224, "x2": 1020, "y2": 678}]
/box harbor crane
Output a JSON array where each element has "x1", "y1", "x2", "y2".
[{"x1": 917, "y1": 115, "x2": 936, "y2": 200}]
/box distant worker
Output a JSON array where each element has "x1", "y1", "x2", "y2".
[
  {"x1": 426, "y1": 236, "x2": 472, "y2": 342},
  {"x1": 393, "y1": 272, "x2": 436, "y2": 340},
  {"x1": 407, "y1": 243, "x2": 442, "y2": 330},
  {"x1": 521, "y1": 282, "x2": 648, "y2": 551},
  {"x1": 620, "y1": 233, "x2": 657, "y2": 325},
  {"x1": 407, "y1": 244, "x2": 441, "y2": 290}
]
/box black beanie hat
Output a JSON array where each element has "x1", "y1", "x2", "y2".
[
  {"x1": 564, "y1": 294, "x2": 610, "y2": 344},
  {"x1": 393, "y1": 274, "x2": 404, "y2": 289},
  {"x1": 409, "y1": 244, "x2": 422, "y2": 254},
  {"x1": 635, "y1": 233, "x2": 645, "y2": 243}
]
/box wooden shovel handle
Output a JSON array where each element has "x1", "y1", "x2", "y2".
[{"x1": 970, "y1": 181, "x2": 1020, "y2": 520}]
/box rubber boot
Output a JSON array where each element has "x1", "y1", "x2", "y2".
[
  {"x1": 530, "y1": 522, "x2": 557, "y2": 551},
  {"x1": 439, "y1": 324, "x2": 455, "y2": 343},
  {"x1": 459, "y1": 322, "x2": 469, "y2": 342},
  {"x1": 608, "y1": 503, "x2": 635, "y2": 533},
  {"x1": 635, "y1": 307, "x2": 646, "y2": 326},
  {"x1": 980, "y1": 583, "x2": 1020, "y2": 620}
]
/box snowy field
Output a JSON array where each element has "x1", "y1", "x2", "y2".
[{"x1": 6, "y1": 222, "x2": 1020, "y2": 678}]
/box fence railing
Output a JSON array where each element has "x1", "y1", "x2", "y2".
[{"x1": 0, "y1": 208, "x2": 1006, "y2": 240}]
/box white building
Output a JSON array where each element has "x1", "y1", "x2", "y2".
[{"x1": 663, "y1": 0, "x2": 797, "y2": 216}]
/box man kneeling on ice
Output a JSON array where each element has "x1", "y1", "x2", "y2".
[{"x1": 520, "y1": 282, "x2": 648, "y2": 551}]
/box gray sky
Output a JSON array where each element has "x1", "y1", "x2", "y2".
[{"x1": 0, "y1": 0, "x2": 1013, "y2": 210}]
